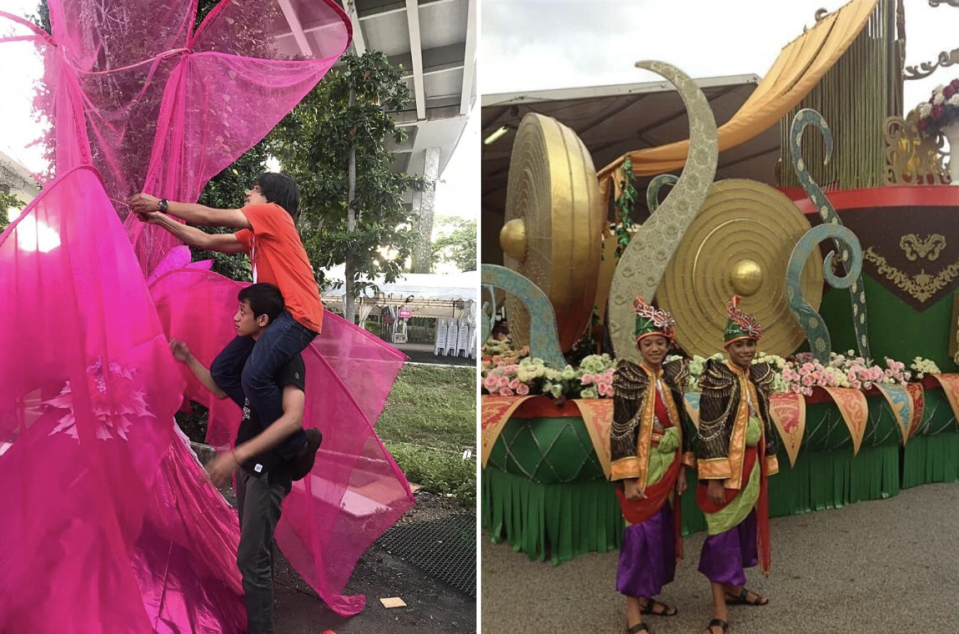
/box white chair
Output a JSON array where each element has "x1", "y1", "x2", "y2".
[
  {"x1": 455, "y1": 318, "x2": 470, "y2": 357},
  {"x1": 434, "y1": 318, "x2": 448, "y2": 355},
  {"x1": 445, "y1": 321, "x2": 459, "y2": 356}
]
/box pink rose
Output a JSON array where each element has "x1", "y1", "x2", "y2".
[
  {"x1": 516, "y1": 384, "x2": 530, "y2": 396},
  {"x1": 802, "y1": 375, "x2": 815, "y2": 387},
  {"x1": 852, "y1": 380, "x2": 862, "y2": 390},
  {"x1": 508, "y1": 379, "x2": 520, "y2": 390},
  {"x1": 499, "y1": 387, "x2": 515, "y2": 397}
]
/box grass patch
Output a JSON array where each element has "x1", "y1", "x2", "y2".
[{"x1": 377, "y1": 364, "x2": 477, "y2": 508}]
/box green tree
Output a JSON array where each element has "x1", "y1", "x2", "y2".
[
  {"x1": 0, "y1": 189, "x2": 25, "y2": 232},
  {"x1": 268, "y1": 52, "x2": 425, "y2": 323},
  {"x1": 431, "y1": 216, "x2": 476, "y2": 272}
]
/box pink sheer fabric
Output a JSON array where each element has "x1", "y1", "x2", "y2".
[
  {"x1": 1, "y1": 0, "x2": 415, "y2": 627},
  {"x1": 1, "y1": 0, "x2": 351, "y2": 277},
  {"x1": 151, "y1": 269, "x2": 412, "y2": 615},
  {"x1": 0, "y1": 167, "x2": 188, "y2": 631}
]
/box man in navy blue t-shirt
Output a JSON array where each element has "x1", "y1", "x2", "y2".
[{"x1": 170, "y1": 283, "x2": 320, "y2": 634}]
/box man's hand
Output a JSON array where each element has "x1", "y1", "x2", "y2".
[
  {"x1": 170, "y1": 339, "x2": 193, "y2": 364},
  {"x1": 135, "y1": 210, "x2": 165, "y2": 225},
  {"x1": 206, "y1": 451, "x2": 239, "y2": 488},
  {"x1": 707, "y1": 479, "x2": 725, "y2": 505},
  {"x1": 129, "y1": 193, "x2": 161, "y2": 214},
  {"x1": 623, "y1": 478, "x2": 646, "y2": 501},
  {"x1": 676, "y1": 466, "x2": 688, "y2": 496}
]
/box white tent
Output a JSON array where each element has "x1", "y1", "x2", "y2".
[
  {"x1": 319, "y1": 267, "x2": 477, "y2": 320},
  {"x1": 319, "y1": 266, "x2": 477, "y2": 301}
]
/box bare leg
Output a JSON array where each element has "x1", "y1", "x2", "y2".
[
  {"x1": 626, "y1": 595, "x2": 644, "y2": 631},
  {"x1": 703, "y1": 582, "x2": 728, "y2": 633}
]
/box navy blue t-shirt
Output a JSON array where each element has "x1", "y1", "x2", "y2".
[{"x1": 235, "y1": 354, "x2": 306, "y2": 476}]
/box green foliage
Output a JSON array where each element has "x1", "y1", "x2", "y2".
[
  {"x1": 268, "y1": 52, "x2": 426, "y2": 295},
  {"x1": 0, "y1": 189, "x2": 25, "y2": 232},
  {"x1": 431, "y1": 216, "x2": 477, "y2": 272},
  {"x1": 613, "y1": 157, "x2": 639, "y2": 258},
  {"x1": 192, "y1": 146, "x2": 266, "y2": 281}
]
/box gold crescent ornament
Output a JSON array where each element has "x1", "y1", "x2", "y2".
[
  {"x1": 656, "y1": 179, "x2": 824, "y2": 358},
  {"x1": 500, "y1": 113, "x2": 604, "y2": 352}
]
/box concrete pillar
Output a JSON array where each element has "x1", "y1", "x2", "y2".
[{"x1": 411, "y1": 146, "x2": 440, "y2": 273}]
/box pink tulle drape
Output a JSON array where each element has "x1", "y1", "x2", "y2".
[{"x1": 1, "y1": 0, "x2": 415, "y2": 629}]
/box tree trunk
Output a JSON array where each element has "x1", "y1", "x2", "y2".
[
  {"x1": 345, "y1": 88, "x2": 357, "y2": 324},
  {"x1": 411, "y1": 146, "x2": 440, "y2": 273}
]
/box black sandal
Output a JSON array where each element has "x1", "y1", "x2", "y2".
[
  {"x1": 725, "y1": 586, "x2": 768, "y2": 606},
  {"x1": 702, "y1": 618, "x2": 729, "y2": 634},
  {"x1": 639, "y1": 598, "x2": 678, "y2": 617},
  {"x1": 626, "y1": 622, "x2": 650, "y2": 634}
]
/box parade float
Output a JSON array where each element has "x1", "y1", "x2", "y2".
[{"x1": 480, "y1": 0, "x2": 959, "y2": 564}]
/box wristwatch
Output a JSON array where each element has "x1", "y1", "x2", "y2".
[{"x1": 158, "y1": 199, "x2": 169, "y2": 213}]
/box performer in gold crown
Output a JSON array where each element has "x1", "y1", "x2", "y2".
[
  {"x1": 695, "y1": 295, "x2": 780, "y2": 634},
  {"x1": 610, "y1": 297, "x2": 695, "y2": 634}
]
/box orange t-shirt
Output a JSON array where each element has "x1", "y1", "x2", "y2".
[{"x1": 234, "y1": 203, "x2": 324, "y2": 333}]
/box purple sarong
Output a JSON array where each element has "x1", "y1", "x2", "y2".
[
  {"x1": 616, "y1": 503, "x2": 676, "y2": 597},
  {"x1": 698, "y1": 509, "x2": 758, "y2": 586}
]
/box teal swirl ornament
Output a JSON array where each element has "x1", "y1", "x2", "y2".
[
  {"x1": 481, "y1": 284, "x2": 497, "y2": 344},
  {"x1": 789, "y1": 108, "x2": 871, "y2": 360},
  {"x1": 480, "y1": 264, "x2": 567, "y2": 369},
  {"x1": 646, "y1": 174, "x2": 678, "y2": 213},
  {"x1": 786, "y1": 224, "x2": 862, "y2": 363}
]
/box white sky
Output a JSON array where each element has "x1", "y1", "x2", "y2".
[{"x1": 482, "y1": 0, "x2": 959, "y2": 117}]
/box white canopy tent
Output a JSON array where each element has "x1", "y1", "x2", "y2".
[{"x1": 319, "y1": 267, "x2": 478, "y2": 320}]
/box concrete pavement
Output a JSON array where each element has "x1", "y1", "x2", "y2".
[{"x1": 481, "y1": 483, "x2": 959, "y2": 634}]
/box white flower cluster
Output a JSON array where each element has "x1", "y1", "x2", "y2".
[{"x1": 910, "y1": 357, "x2": 941, "y2": 380}]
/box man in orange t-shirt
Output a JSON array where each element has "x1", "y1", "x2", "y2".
[{"x1": 130, "y1": 173, "x2": 322, "y2": 463}]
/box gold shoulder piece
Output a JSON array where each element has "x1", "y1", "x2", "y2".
[
  {"x1": 699, "y1": 359, "x2": 734, "y2": 393},
  {"x1": 664, "y1": 358, "x2": 690, "y2": 393},
  {"x1": 749, "y1": 362, "x2": 776, "y2": 393},
  {"x1": 613, "y1": 360, "x2": 649, "y2": 399}
]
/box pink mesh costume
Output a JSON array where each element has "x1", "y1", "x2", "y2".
[{"x1": 0, "y1": 1, "x2": 414, "y2": 629}]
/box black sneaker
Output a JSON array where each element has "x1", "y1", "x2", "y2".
[{"x1": 290, "y1": 428, "x2": 322, "y2": 481}]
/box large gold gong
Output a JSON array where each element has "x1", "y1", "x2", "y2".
[
  {"x1": 501, "y1": 113, "x2": 604, "y2": 351},
  {"x1": 657, "y1": 179, "x2": 823, "y2": 358}
]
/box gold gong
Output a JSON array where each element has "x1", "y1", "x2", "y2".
[
  {"x1": 501, "y1": 113, "x2": 604, "y2": 351},
  {"x1": 657, "y1": 179, "x2": 823, "y2": 358}
]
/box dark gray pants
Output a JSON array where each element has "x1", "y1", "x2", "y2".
[{"x1": 236, "y1": 468, "x2": 292, "y2": 634}]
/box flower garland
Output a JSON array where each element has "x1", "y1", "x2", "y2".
[{"x1": 482, "y1": 339, "x2": 941, "y2": 401}]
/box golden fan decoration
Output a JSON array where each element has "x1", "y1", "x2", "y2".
[
  {"x1": 500, "y1": 113, "x2": 604, "y2": 351},
  {"x1": 656, "y1": 179, "x2": 824, "y2": 358}
]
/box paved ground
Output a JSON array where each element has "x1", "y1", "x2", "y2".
[
  {"x1": 209, "y1": 475, "x2": 476, "y2": 633},
  {"x1": 480, "y1": 483, "x2": 959, "y2": 634},
  {"x1": 272, "y1": 491, "x2": 476, "y2": 633}
]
